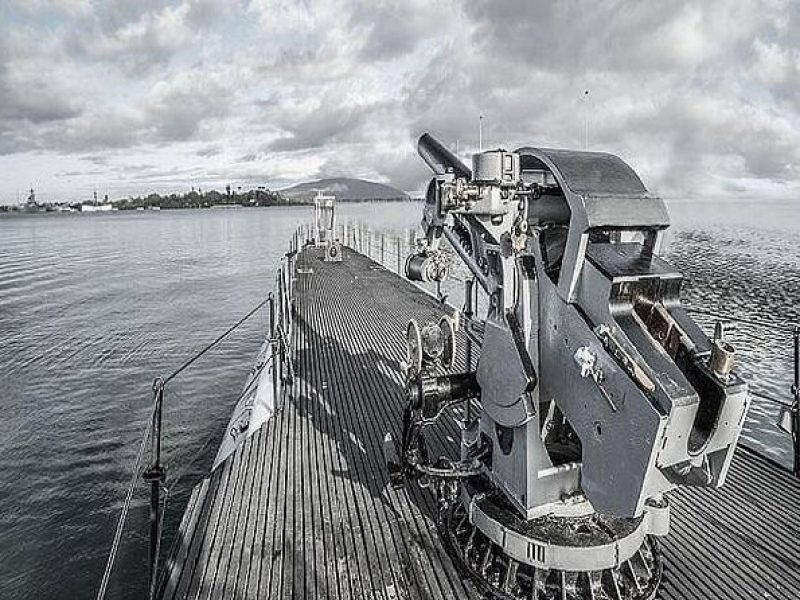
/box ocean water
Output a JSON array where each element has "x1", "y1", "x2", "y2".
[{"x1": 0, "y1": 200, "x2": 797, "y2": 599}]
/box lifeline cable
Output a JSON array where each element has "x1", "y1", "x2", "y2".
[
  {"x1": 95, "y1": 400, "x2": 155, "y2": 600},
  {"x1": 164, "y1": 297, "x2": 269, "y2": 385}
]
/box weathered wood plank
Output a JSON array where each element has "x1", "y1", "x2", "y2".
[
  {"x1": 172, "y1": 455, "x2": 232, "y2": 600},
  {"x1": 232, "y1": 426, "x2": 267, "y2": 600},
  {"x1": 160, "y1": 477, "x2": 209, "y2": 600},
  {"x1": 218, "y1": 429, "x2": 262, "y2": 598},
  {"x1": 242, "y1": 421, "x2": 275, "y2": 600},
  {"x1": 190, "y1": 436, "x2": 247, "y2": 600}
]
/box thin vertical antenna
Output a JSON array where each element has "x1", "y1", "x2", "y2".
[
  {"x1": 479, "y1": 113, "x2": 483, "y2": 152},
  {"x1": 583, "y1": 89, "x2": 590, "y2": 150}
]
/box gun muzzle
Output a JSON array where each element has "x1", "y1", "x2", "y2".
[{"x1": 418, "y1": 133, "x2": 472, "y2": 179}]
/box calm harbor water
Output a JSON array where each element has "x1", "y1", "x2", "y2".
[{"x1": 0, "y1": 200, "x2": 798, "y2": 599}]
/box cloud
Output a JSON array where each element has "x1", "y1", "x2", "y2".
[
  {"x1": 4, "y1": 0, "x2": 94, "y2": 18},
  {"x1": 196, "y1": 144, "x2": 222, "y2": 157},
  {"x1": 1, "y1": 0, "x2": 800, "y2": 202},
  {"x1": 146, "y1": 70, "x2": 231, "y2": 141},
  {"x1": 61, "y1": 2, "x2": 224, "y2": 75},
  {"x1": 264, "y1": 91, "x2": 380, "y2": 152}
]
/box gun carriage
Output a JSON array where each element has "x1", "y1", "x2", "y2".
[{"x1": 389, "y1": 133, "x2": 750, "y2": 600}]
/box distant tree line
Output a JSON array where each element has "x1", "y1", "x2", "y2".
[
  {"x1": 117, "y1": 187, "x2": 285, "y2": 210},
  {"x1": 0, "y1": 186, "x2": 419, "y2": 212}
]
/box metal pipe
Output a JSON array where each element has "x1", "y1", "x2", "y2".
[
  {"x1": 441, "y1": 226, "x2": 491, "y2": 292},
  {"x1": 793, "y1": 326, "x2": 800, "y2": 477},
  {"x1": 143, "y1": 378, "x2": 166, "y2": 597},
  {"x1": 381, "y1": 233, "x2": 385, "y2": 264}
]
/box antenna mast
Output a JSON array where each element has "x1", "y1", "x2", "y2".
[{"x1": 584, "y1": 89, "x2": 590, "y2": 150}]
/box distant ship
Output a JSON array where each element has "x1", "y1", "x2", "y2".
[
  {"x1": 21, "y1": 188, "x2": 45, "y2": 213},
  {"x1": 80, "y1": 191, "x2": 116, "y2": 213}
]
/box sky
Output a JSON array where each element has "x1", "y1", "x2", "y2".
[{"x1": 0, "y1": 0, "x2": 799, "y2": 204}]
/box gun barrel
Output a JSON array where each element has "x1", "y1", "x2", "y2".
[{"x1": 418, "y1": 133, "x2": 472, "y2": 179}]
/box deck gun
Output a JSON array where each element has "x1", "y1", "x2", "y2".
[{"x1": 389, "y1": 133, "x2": 750, "y2": 600}]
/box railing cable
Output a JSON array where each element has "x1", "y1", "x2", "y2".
[
  {"x1": 750, "y1": 391, "x2": 792, "y2": 408},
  {"x1": 95, "y1": 401, "x2": 155, "y2": 600},
  {"x1": 164, "y1": 298, "x2": 268, "y2": 385}
]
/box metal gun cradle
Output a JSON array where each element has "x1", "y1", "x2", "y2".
[{"x1": 391, "y1": 133, "x2": 751, "y2": 599}]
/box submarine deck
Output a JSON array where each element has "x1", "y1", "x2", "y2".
[{"x1": 159, "y1": 246, "x2": 800, "y2": 600}]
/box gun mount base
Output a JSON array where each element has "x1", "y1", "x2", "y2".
[{"x1": 439, "y1": 489, "x2": 662, "y2": 600}]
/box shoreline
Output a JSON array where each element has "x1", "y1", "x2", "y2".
[{"x1": 0, "y1": 198, "x2": 423, "y2": 216}]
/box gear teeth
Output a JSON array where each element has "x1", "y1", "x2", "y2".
[{"x1": 439, "y1": 501, "x2": 662, "y2": 600}]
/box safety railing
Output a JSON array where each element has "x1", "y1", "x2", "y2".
[
  {"x1": 96, "y1": 228, "x2": 310, "y2": 600},
  {"x1": 338, "y1": 220, "x2": 478, "y2": 308},
  {"x1": 94, "y1": 298, "x2": 270, "y2": 600}
]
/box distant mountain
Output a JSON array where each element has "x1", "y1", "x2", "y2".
[{"x1": 279, "y1": 177, "x2": 409, "y2": 203}]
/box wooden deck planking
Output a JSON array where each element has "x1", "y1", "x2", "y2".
[
  {"x1": 160, "y1": 245, "x2": 800, "y2": 600},
  {"x1": 300, "y1": 255, "x2": 448, "y2": 599}
]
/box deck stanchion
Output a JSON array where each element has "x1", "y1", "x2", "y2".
[
  {"x1": 270, "y1": 294, "x2": 278, "y2": 402},
  {"x1": 397, "y1": 237, "x2": 401, "y2": 273},
  {"x1": 279, "y1": 273, "x2": 286, "y2": 382},
  {"x1": 792, "y1": 327, "x2": 800, "y2": 477},
  {"x1": 381, "y1": 233, "x2": 385, "y2": 264},
  {"x1": 143, "y1": 378, "x2": 166, "y2": 599}
]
